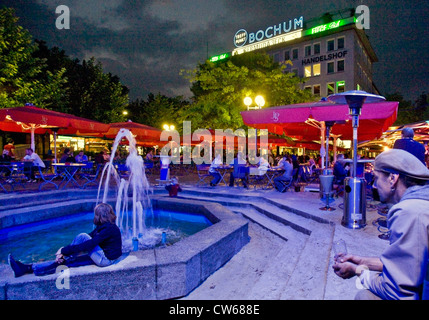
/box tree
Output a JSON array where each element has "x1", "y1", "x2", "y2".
[
  {"x1": 388, "y1": 92, "x2": 429, "y2": 125},
  {"x1": 0, "y1": 8, "x2": 67, "y2": 108},
  {"x1": 179, "y1": 52, "x2": 315, "y2": 130},
  {"x1": 127, "y1": 93, "x2": 188, "y2": 131},
  {"x1": 33, "y1": 41, "x2": 130, "y2": 123}
]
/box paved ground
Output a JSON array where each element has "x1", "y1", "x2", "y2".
[
  {"x1": 173, "y1": 184, "x2": 389, "y2": 300},
  {"x1": 0, "y1": 168, "x2": 390, "y2": 300}
]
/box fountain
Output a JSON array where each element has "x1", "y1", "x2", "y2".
[{"x1": 96, "y1": 128, "x2": 153, "y2": 251}]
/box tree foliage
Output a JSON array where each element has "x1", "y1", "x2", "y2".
[
  {"x1": 179, "y1": 52, "x2": 315, "y2": 130},
  {"x1": 127, "y1": 93, "x2": 188, "y2": 131},
  {"x1": 388, "y1": 91, "x2": 429, "y2": 125},
  {"x1": 0, "y1": 8, "x2": 129, "y2": 124},
  {"x1": 0, "y1": 8, "x2": 67, "y2": 109}
]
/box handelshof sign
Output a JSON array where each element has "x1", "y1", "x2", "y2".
[
  {"x1": 234, "y1": 17, "x2": 304, "y2": 48},
  {"x1": 302, "y1": 50, "x2": 348, "y2": 65}
]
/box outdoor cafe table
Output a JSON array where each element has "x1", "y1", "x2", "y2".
[
  {"x1": 214, "y1": 165, "x2": 233, "y2": 185},
  {"x1": 52, "y1": 163, "x2": 86, "y2": 189},
  {"x1": 264, "y1": 168, "x2": 285, "y2": 189}
]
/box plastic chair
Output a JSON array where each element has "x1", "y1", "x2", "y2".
[
  {"x1": 276, "y1": 168, "x2": 297, "y2": 192},
  {"x1": 82, "y1": 163, "x2": 103, "y2": 188},
  {"x1": 35, "y1": 165, "x2": 59, "y2": 190},
  {"x1": 196, "y1": 164, "x2": 211, "y2": 186},
  {"x1": 231, "y1": 164, "x2": 248, "y2": 187},
  {"x1": 115, "y1": 164, "x2": 130, "y2": 179}
]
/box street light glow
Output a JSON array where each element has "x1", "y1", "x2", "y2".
[
  {"x1": 255, "y1": 95, "x2": 265, "y2": 108},
  {"x1": 244, "y1": 97, "x2": 252, "y2": 107}
]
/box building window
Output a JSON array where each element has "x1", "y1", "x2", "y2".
[
  {"x1": 337, "y1": 37, "x2": 345, "y2": 50},
  {"x1": 337, "y1": 81, "x2": 346, "y2": 93},
  {"x1": 291, "y1": 68, "x2": 298, "y2": 76},
  {"x1": 327, "y1": 39, "x2": 335, "y2": 51},
  {"x1": 304, "y1": 65, "x2": 312, "y2": 77},
  {"x1": 305, "y1": 45, "x2": 312, "y2": 57},
  {"x1": 313, "y1": 63, "x2": 321, "y2": 76},
  {"x1": 292, "y1": 48, "x2": 299, "y2": 60},
  {"x1": 337, "y1": 59, "x2": 345, "y2": 72},
  {"x1": 327, "y1": 62, "x2": 335, "y2": 74},
  {"x1": 273, "y1": 53, "x2": 280, "y2": 63},
  {"x1": 313, "y1": 85, "x2": 321, "y2": 97},
  {"x1": 304, "y1": 86, "x2": 312, "y2": 92},
  {"x1": 314, "y1": 43, "x2": 321, "y2": 55},
  {"x1": 327, "y1": 82, "x2": 335, "y2": 95},
  {"x1": 284, "y1": 50, "x2": 290, "y2": 61}
]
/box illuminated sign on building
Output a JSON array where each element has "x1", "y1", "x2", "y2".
[
  {"x1": 234, "y1": 16, "x2": 304, "y2": 48},
  {"x1": 209, "y1": 53, "x2": 230, "y2": 62},
  {"x1": 233, "y1": 29, "x2": 302, "y2": 56},
  {"x1": 303, "y1": 17, "x2": 356, "y2": 36},
  {"x1": 231, "y1": 15, "x2": 357, "y2": 56},
  {"x1": 301, "y1": 50, "x2": 348, "y2": 65}
]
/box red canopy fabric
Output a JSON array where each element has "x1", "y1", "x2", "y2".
[
  {"x1": 102, "y1": 121, "x2": 162, "y2": 145},
  {"x1": 0, "y1": 105, "x2": 110, "y2": 133},
  {"x1": 241, "y1": 100, "x2": 399, "y2": 142}
]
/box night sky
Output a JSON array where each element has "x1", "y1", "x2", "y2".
[{"x1": 3, "y1": 0, "x2": 428, "y2": 102}]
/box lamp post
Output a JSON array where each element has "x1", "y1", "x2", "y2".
[
  {"x1": 328, "y1": 90, "x2": 385, "y2": 228},
  {"x1": 244, "y1": 96, "x2": 265, "y2": 162}
]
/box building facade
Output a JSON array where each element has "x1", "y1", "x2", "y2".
[{"x1": 231, "y1": 10, "x2": 379, "y2": 98}]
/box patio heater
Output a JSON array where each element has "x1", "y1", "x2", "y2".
[
  {"x1": 319, "y1": 121, "x2": 336, "y2": 211},
  {"x1": 328, "y1": 90, "x2": 385, "y2": 229}
]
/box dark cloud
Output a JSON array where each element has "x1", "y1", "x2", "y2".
[{"x1": 2, "y1": 0, "x2": 428, "y2": 101}]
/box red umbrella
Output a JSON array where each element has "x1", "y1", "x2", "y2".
[
  {"x1": 241, "y1": 100, "x2": 398, "y2": 142},
  {"x1": 103, "y1": 121, "x2": 162, "y2": 145},
  {"x1": 0, "y1": 104, "x2": 110, "y2": 159}
]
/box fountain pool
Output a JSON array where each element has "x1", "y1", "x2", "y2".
[{"x1": 0, "y1": 208, "x2": 212, "y2": 265}]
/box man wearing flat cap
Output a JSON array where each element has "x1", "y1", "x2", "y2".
[{"x1": 333, "y1": 149, "x2": 429, "y2": 300}]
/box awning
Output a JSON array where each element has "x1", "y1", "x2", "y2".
[
  {"x1": 241, "y1": 100, "x2": 399, "y2": 142},
  {"x1": 0, "y1": 105, "x2": 111, "y2": 158}
]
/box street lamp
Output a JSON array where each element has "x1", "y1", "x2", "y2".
[
  {"x1": 244, "y1": 95, "x2": 265, "y2": 162},
  {"x1": 163, "y1": 124, "x2": 175, "y2": 131},
  {"x1": 244, "y1": 95, "x2": 265, "y2": 110}
]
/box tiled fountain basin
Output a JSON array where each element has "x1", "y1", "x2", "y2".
[{"x1": 0, "y1": 196, "x2": 249, "y2": 300}]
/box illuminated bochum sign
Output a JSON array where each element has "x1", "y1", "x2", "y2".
[{"x1": 234, "y1": 17, "x2": 304, "y2": 48}]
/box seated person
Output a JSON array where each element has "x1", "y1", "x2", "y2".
[
  {"x1": 333, "y1": 154, "x2": 349, "y2": 185},
  {"x1": 22, "y1": 148, "x2": 45, "y2": 181},
  {"x1": 393, "y1": 127, "x2": 425, "y2": 165},
  {"x1": 273, "y1": 155, "x2": 293, "y2": 192},
  {"x1": 8, "y1": 203, "x2": 122, "y2": 277},
  {"x1": 75, "y1": 150, "x2": 88, "y2": 163},
  {"x1": 229, "y1": 152, "x2": 248, "y2": 188},
  {"x1": 60, "y1": 148, "x2": 75, "y2": 163},
  {"x1": 0, "y1": 149, "x2": 12, "y2": 179},
  {"x1": 165, "y1": 176, "x2": 182, "y2": 197},
  {"x1": 209, "y1": 154, "x2": 222, "y2": 186}
]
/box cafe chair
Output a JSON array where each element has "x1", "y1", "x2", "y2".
[
  {"x1": 196, "y1": 164, "x2": 211, "y2": 186},
  {"x1": 276, "y1": 168, "x2": 297, "y2": 193},
  {"x1": 82, "y1": 163, "x2": 103, "y2": 189},
  {"x1": 35, "y1": 165, "x2": 59, "y2": 190}
]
